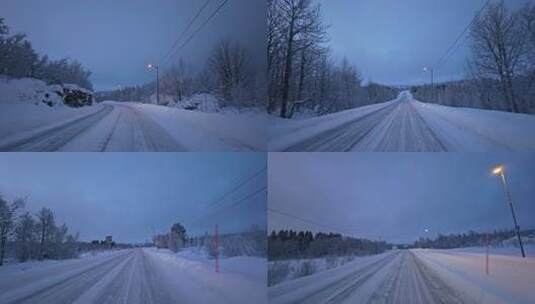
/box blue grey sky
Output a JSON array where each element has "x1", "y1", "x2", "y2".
[
  {"x1": 0, "y1": 153, "x2": 266, "y2": 244},
  {"x1": 0, "y1": 0, "x2": 265, "y2": 91},
  {"x1": 269, "y1": 153, "x2": 535, "y2": 244},
  {"x1": 321, "y1": 0, "x2": 532, "y2": 85}
]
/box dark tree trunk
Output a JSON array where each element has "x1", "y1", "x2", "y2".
[
  {"x1": 297, "y1": 51, "x2": 307, "y2": 101},
  {"x1": 280, "y1": 15, "x2": 296, "y2": 118}
]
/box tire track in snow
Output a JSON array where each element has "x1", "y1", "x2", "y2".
[
  {"x1": 286, "y1": 251, "x2": 401, "y2": 304},
  {"x1": 4, "y1": 251, "x2": 133, "y2": 304},
  {"x1": 368, "y1": 251, "x2": 468, "y2": 304},
  {"x1": 366, "y1": 101, "x2": 446, "y2": 151},
  {"x1": 130, "y1": 105, "x2": 187, "y2": 151},
  {"x1": 280, "y1": 93, "x2": 452, "y2": 152},
  {"x1": 0, "y1": 105, "x2": 113, "y2": 151},
  {"x1": 99, "y1": 110, "x2": 123, "y2": 152},
  {"x1": 283, "y1": 102, "x2": 399, "y2": 152}
]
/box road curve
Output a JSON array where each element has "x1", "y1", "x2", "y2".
[{"x1": 0, "y1": 103, "x2": 186, "y2": 152}]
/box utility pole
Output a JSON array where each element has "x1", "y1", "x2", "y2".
[
  {"x1": 147, "y1": 64, "x2": 160, "y2": 105},
  {"x1": 492, "y1": 166, "x2": 526, "y2": 258},
  {"x1": 423, "y1": 66, "x2": 434, "y2": 101}
]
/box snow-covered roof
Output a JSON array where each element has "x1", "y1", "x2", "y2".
[{"x1": 62, "y1": 83, "x2": 93, "y2": 94}]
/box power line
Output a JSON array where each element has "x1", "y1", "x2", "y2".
[
  {"x1": 161, "y1": 0, "x2": 230, "y2": 67},
  {"x1": 435, "y1": 0, "x2": 491, "y2": 69},
  {"x1": 205, "y1": 166, "x2": 267, "y2": 210},
  {"x1": 159, "y1": 0, "x2": 213, "y2": 66},
  {"x1": 187, "y1": 165, "x2": 267, "y2": 227},
  {"x1": 191, "y1": 186, "x2": 267, "y2": 228}
]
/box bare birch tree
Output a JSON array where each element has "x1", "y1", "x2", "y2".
[{"x1": 469, "y1": 1, "x2": 527, "y2": 112}]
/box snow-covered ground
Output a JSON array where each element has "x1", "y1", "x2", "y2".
[
  {"x1": 269, "y1": 91, "x2": 535, "y2": 151},
  {"x1": 0, "y1": 248, "x2": 267, "y2": 304},
  {"x1": 269, "y1": 247, "x2": 535, "y2": 304},
  {"x1": 0, "y1": 101, "x2": 267, "y2": 151},
  {"x1": 414, "y1": 247, "x2": 535, "y2": 304}
]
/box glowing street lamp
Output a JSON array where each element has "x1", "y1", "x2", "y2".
[
  {"x1": 147, "y1": 64, "x2": 160, "y2": 105},
  {"x1": 492, "y1": 165, "x2": 526, "y2": 258}
]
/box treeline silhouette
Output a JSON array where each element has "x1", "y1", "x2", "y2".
[
  {"x1": 414, "y1": 229, "x2": 534, "y2": 249},
  {"x1": 0, "y1": 18, "x2": 93, "y2": 90},
  {"x1": 268, "y1": 229, "x2": 390, "y2": 260}
]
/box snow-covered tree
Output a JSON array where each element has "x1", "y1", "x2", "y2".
[
  {"x1": 469, "y1": 1, "x2": 528, "y2": 113},
  {"x1": 161, "y1": 59, "x2": 193, "y2": 103},
  {"x1": 208, "y1": 39, "x2": 254, "y2": 106},
  {"x1": 0, "y1": 196, "x2": 24, "y2": 266},
  {"x1": 36, "y1": 208, "x2": 55, "y2": 260},
  {"x1": 14, "y1": 212, "x2": 37, "y2": 262},
  {"x1": 268, "y1": 0, "x2": 398, "y2": 117},
  {"x1": 0, "y1": 19, "x2": 93, "y2": 90}
]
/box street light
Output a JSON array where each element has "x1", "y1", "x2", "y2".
[
  {"x1": 147, "y1": 64, "x2": 160, "y2": 105},
  {"x1": 492, "y1": 165, "x2": 526, "y2": 258},
  {"x1": 423, "y1": 66, "x2": 434, "y2": 101}
]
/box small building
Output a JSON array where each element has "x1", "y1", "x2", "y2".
[{"x1": 105, "y1": 236, "x2": 113, "y2": 248}]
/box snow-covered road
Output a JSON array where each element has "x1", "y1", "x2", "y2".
[
  {"x1": 269, "y1": 249, "x2": 535, "y2": 304},
  {"x1": 0, "y1": 101, "x2": 266, "y2": 151},
  {"x1": 270, "y1": 91, "x2": 535, "y2": 151},
  {"x1": 0, "y1": 248, "x2": 266, "y2": 304},
  {"x1": 269, "y1": 250, "x2": 466, "y2": 304}
]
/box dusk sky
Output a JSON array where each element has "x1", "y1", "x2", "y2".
[
  {"x1": 269, "y1": 153, "x2": 535, "y2": 244},
  {"x1": 0, "y1": 153, "x2": 266, "y2": 244},
  {"x1": 321, "y1": 0, "x2": 532, "y2": 85},
  {"x1": 0, "y1": 0, "x2": 265, "y2": 91}
]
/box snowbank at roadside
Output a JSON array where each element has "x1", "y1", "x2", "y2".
[
  {"x1": 144, "y1": 247, "x2": 267, "y2": 304},
  {"x1": 414, "y1": 100, "x2": 535, "y2": 150},
  {"x1": 413, "y1": 247, "x2": 535, "y2": 304},
  {"x1": 0, "y1": 76, "x2": 94, "y2": 108},
  {"x1": 0, "y1": 76, "x2": 64, "y2": 106},
  {"x1": 152, "y1": 247, "x2": 266, "y2": 283}
]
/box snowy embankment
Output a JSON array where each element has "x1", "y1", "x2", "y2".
[
  {"x1": 268, "y1": 100, "x2": 396, "y2": 151},
  {"x1": 414, "y1": 101, "x2": 535, "y2": 151},
  {"x1": 143, "y1": 247, "x2": 267, "y2": 303},
  {"x1": 0, "y1": 76, "x2": 64, "y2": 106},
  {"x1": 413, "y1": 247, "x2": 535, "y2": 304}
]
